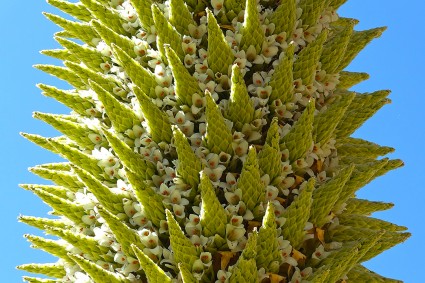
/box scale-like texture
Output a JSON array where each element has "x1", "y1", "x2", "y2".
[{"x1": 20, "y1": 1, "x2": 409, "y2": 282}]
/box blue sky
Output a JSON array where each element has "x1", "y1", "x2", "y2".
[{"x1": 1, "y1": 1, "x2": 424, "y2": 282}]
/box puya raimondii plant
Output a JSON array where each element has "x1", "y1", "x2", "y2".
[{"x1": 18, "y1": 0, "x2": 410, "y2": 282}]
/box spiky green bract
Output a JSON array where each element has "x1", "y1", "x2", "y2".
[
  {"x1": 337, "y1": 137, "x2": 395, "y2": 159},
  {"x1": 24, "y1": 234, "x2": 72, "y2": 264},
  {"x1": 34, "y1": 64, "x2": 85, "y2": 89},
  {"x1": 165, "y1": 46, "x2": 202, "y2": 106},
  {"x1": 268, "y1": 0, "x2": 296, "y2": 35},
  {"x1": 97, "y1": 206, "x2": 145, "y2": 257},
  {"x1": 178, "y1": 263, "x2": 198, "y2": 283},
  {"x1": 293, "y1": 30, "x2": 328, "y2": 85},
  {"x1": 338, "y1": 71, "x2": 370, "y2": 89},
  {"x1": 239, "y1": 0, "x2": 265, "y2": 54},
  {"x1": 204, "y1": 91, "x2": 233, "y2": 155},
  {"x1": 280, "y1": 99, "x2": 315, "y2": 162},
  {"x1": 207, "y1": 9, "x2": 234, "y2": 75},
  {"x1": 258, "y1": 118, "x2": 282, "y2": 183},
  {"x1": 256, "y1": 203, "x2": 281, "y2": 273},
  {"x1": 169, "y1": 0, "x2": 196, "y2": 36},
  {"x1": 17, "y1": 263, "x2": 66, "y2": 279},
  {"x1": 28, "y1": 163, "x2": 82, "y2": 191},
  {"x1": 347, "y1": 265, "x2": 402, "y2": 283},
  {"x1": 268, "y1": 44, "x2": 295, "y2": 104},
  {"x1": 47, "y1": 0, "x2": 91, "y2": 22},
  {"x1": 237, "y1": 147, "x2": 265, "y2": 217},
  {"x1": 226, "y1": 64, "x2": 254, "y2": 131},
  {"x1": 344, "y1": 198, "x2": 394, "y2": 216},
  {"x1": 309, "y1": 165, "x2": 354, "y2": 227},
  {"x1": 229, "y1": 233, "x2": 259, "y2": 283},
  {"x1": 89, "y1": 81, "x2": 140, "y2": 133},
  {"x1": 126, "y1": 169, "x2": 166, "y2": 228},
  {"x1": 298, "y1": 0, "x2": 327, "y2": 28},
  {"x1": 129, "y1": 0, "x2": 153, "y2": 30},
  {"x1": 173, "y1": 127, "x2": 202, "y2": 191},
  {"x1": 281, "y1": 178, "x2": 315, "y2": 249},
  {"x1": 132, "y1": 245, "x2": 172, "y2": 283},
  {"x1": 133, "y1": 85, "x2": 173, "y2": 143},
  {"x1": 22, "y1": 277, "x2": 57, "y2": 283},
  {"x1": 199, "y1": 173, "x2": 227, "y2": 238},
  {"x1": 152, "y1": 4, "x2": 184, "y2": 62},
  {"x1": 73, "y1": 166, "x2": 127, "y2": 215},
  {"x1": 68, "y1": 254, "x2": 131, "y2": 283},
  {"x1": 166, "y1": 210, "x2": 199, "y2": 267},
  {"x1": 313, "y1": 91, "x2": 354, "y2": 145},
  {"x1": 18, "y1": 215, "x2": 68, "y2": 231}
]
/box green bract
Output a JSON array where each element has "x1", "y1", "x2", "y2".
[{"x1": 19, "y1": 0, "x2": 409, "y2": 282}]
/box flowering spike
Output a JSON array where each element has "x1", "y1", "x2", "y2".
[
  {"x1": 111, "y1": 44, "x2": 157, "y2": 98},
  {"x1": 293, "y1": 30, "x2": 328, "y2": 85},
  {"x1": 91, "y1": 20, "x2": 136, "y2": 58},
  {"x1": 237, "y1": 147, "x2": 265, "y2": 216},
  {"x1": 204, "y1": 91, "x2": 233, "y2": 155},
  {"x1": 33, "y1": 112, "x2": 95, "y2": 149},
  {"x1": 268, "y1": 44, "x2": 295, "y2": 104},
  {"x1": 41, "y1": 48, "x2": 78, "y2": 63},
  {"x1": 152, "y1": 4, "x2": 184, "y2": 62},
  {"x1": 34, "y1": 64, "x2": 86, "y2": 89},
  {"x1": 68, "y1": 253, "x2": 131, "y2": 283},
  {"x1": 89, "y1": 80, "x2": 141, "y2": 133},
  {"x1": 239, "y1": 0, "x2": 265, "y2": 54},
  {"x1": 256, "y1": 203, "x2": 281, "y2": 273},
  {"x1": 320, "y1": 19, "x2": 355, "y2": 74},
  {"x1": 132, "y1": 86, "x2": 173, "y2": 143},
  {"x1": 101, "y1": 130, "x2": 156, "y2": 180},
  {"x1": 337, "y1": 137, "x2": 394, "y2": 159},
  {"x1": 269, "y1": 0, "x2": 296, "y2": 35},
  {"x1": 258, "y1": 118, "x2": 282, "y2": 183},
  {"x1": 338, "y1": 27, "x2": 387, "y2": 71},
  {"x1": 28, "y1": 164, "x2": 82, "y2": 191},
  {"x1": 333, "y1": 159, "x2": 389, "y2": 212},
  {"x1": 226, "y1": 64, "x2": 255, "y2": 131},
  {"x1": 280, "y1": 99, "x2": 315, "y2": 162},
  {"x1": 97, "y1": 206, "x2": 145, "y2": 257},
  {"x1": 281, "y1": 178, "x2": 315, "y2": 248},
  {"x1": 298, "y1": 0, "x2": 327, "y2": 28},
  {"x1": 43, "y1": 13, "x2": 98, "y2": 46},
  {"x1": 18, "y1": 215, "x2": 68, "y2": 231},
  {"x1": 47, "y1": 0, "x2": 91, "y2": 22},
  {"x1": 55, "y1": 37, "x2": 105, "y2": 72},
  {"x1": 17, "y1": 263, "x2": 66, "y2": 279},
  {"x1": 170, "y1": 0, "x2": 196, "y2": 36},
  {"x1": 199, "y1": 172, "x2": 227, "y2": 238},
  {"x1": 73, "y1": 166, "x2": 127, "y2": 215},
  {"x1": 165, "y1": 46, "x2": 202, "y2": 106},
  {"x1": 178, "y1": 262, "x2": 198, "y2": 283},
  {"x1": 80, "y1": 0, "x2": 129, "y2": 35},
  {"x1": 129, "y1": 0, "x2": 154, "y2": 31},
  {"x1": 24, "y1": 235, "x2": 72, "y2": 264},
  {"x1": 207, "y1": 9, "x2": 234, "y2": 75},
  {"x1": 344, "y1": 198, "x2": 394, "y2": 216},
  {"x1": 126, "y1": 170, "x2": 166, "y2": 227},
  {"x1": 313, "y1": 92, "x2": 354, "y2": 145},
  {"x1": 335, "y1": 90, "x2": 391, "y2": 138},
  {"x1": 173, "y1": 127, "x2": 202, "y2": 190},
  {"x1": 309, "y1": 165, "x2": 354, "y2": 227},
  {"x1": 166, "y1": 210, "x2": 199, "y2": 267},
  {"x1": 131, "y1": 245, "x2": 172, "y2": 283},
  {"x1": 37, "y1": 84, "x2": 94, "y2": 116}
]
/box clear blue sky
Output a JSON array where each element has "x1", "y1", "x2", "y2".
[{"x1": 1, "y1": 1, "x2": 424, "y2": 282}]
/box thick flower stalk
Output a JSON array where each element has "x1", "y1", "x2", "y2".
[{"x1": 19, "y1": 0, "x2": 409, "y2": 282}]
